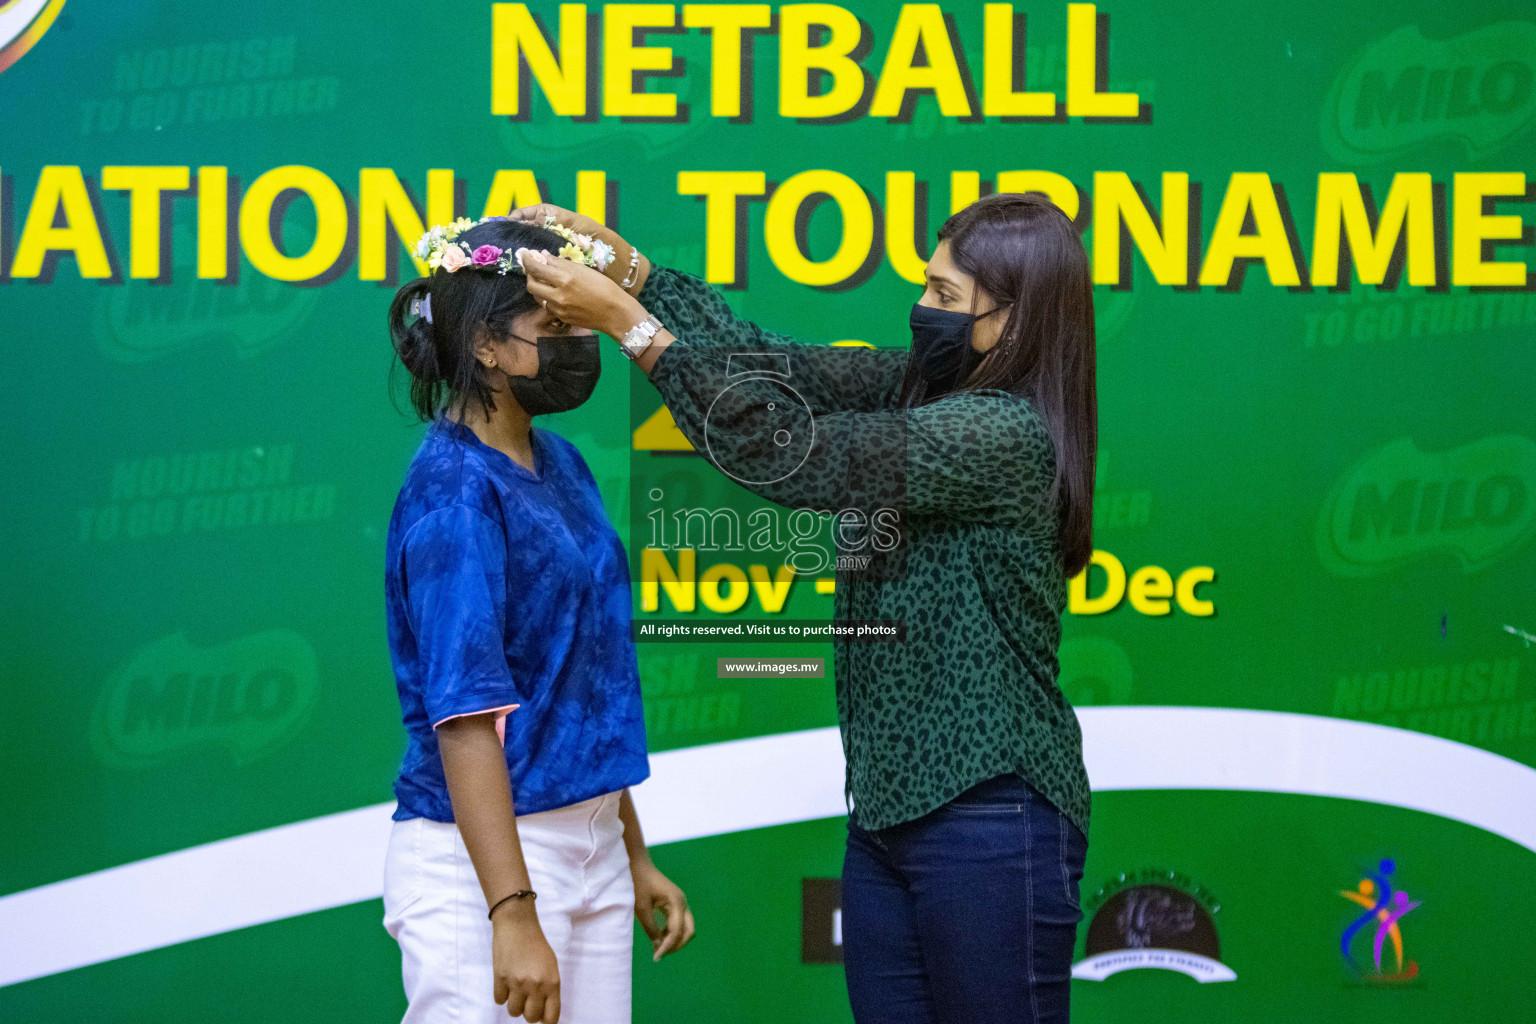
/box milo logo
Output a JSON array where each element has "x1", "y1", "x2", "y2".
[
  {"x1": 91, "y1": 630, "x2": 319, "y2": 766},
  {"x1": 94, "y1": 270, "x2": 317, "y2": 364},
  {"x1": 1317, "y1": 435, "x2": 1536, "y2": 576},
  {"x1": 1323, "y1": 22, "x2": 1536, "y2": 162}
]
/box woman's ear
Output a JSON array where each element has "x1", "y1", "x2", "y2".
[{"x1": 472, "y1": 326, "x2": 499, "y2": 370}]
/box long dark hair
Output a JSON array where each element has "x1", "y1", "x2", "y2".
[
  {"x1": 900, "y1": 192, "x2": 1098, "y2": 577},
  {"x1": 388, "y1": 218, "x2": 568, "y2": 421}
]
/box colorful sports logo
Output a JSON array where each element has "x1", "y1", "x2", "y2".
[
  {"x1": 0, "y1": 0, "x2": 67, "y2": 75},
  {"x1": 1339, "y1": 858, "x2": 1421, "y2": 984}
]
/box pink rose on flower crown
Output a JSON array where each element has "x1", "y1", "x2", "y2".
[
  {"x1": 471, "y1": 245, "x2": 503, "y2": 266},
  {"x1": 439, "y1": 245, "x2": 470, "y2": 273}
]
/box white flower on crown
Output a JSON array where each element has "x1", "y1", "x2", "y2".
[{"x1": 589, "y1": 238, "x2": 616, "y2": 270}]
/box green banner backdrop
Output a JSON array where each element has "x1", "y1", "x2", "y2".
[{"x1": 2, "y1": 1, "x2": 1534, "y2": 1021}]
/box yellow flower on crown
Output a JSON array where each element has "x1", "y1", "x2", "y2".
[{"x1": 411, "y1": 214, "x2": 614, "y2": 277}]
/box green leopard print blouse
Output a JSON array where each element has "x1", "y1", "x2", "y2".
[{"x1": 637, "y1": 265, "x2": 1091, "y2": 837}]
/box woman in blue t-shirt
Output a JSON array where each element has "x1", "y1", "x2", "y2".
[{"x1": 381, "y1": 216, "x2": 693, "y2": 1024}]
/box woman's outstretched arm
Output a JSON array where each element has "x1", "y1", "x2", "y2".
[
  {"x1": 635, "y1": 264, "x2": 908, "y2": 414},
  {"x1": 520, "y1": 252, "x2": 1056, "y2": 525},
  {"x1": 510, "y1": 206, "x2": 906, "y2": 414}
]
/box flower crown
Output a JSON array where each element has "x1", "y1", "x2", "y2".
[{"x1": 413, "y1": 215, "x2": 616, "y2": 276}]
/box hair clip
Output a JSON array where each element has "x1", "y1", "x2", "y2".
[{"x1": 411, "y1": 294, "x2": 432, "y2": 324}]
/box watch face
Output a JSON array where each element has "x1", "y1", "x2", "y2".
[
  {"x1": 702, "y1": 376, "x2": 816, "y2": 485},
  {"x1": 623, "y1": 326, "x2": 655, "y2": 355}
]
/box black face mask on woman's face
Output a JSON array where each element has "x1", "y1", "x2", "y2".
[
  {"x1": 504, "y1": 333, "x2": 602, "y2": 416},
  {"x1": 909, "y1": 303, "x2": 1007, "y2": 392}
]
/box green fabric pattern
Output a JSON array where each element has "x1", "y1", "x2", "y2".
[{"x1": 638, "y1": 265, "x2": 1091, "y2": 836}]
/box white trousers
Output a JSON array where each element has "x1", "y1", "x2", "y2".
[{"x1": 382, "y1": 792, "x2": 634, "y2": 1024}]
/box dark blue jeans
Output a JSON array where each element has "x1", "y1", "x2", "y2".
[{"x1": 842, "y1": 773, "x2": 1088, "y2": 1024}]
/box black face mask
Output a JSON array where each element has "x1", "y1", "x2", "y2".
[
  {"x1": 504, "y1": 333, "x2": 602, "y2": 416},
  {"x1": 909, "y1": 303, "x2": 986, "y2": 392}
]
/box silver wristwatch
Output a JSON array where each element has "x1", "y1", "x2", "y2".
[{"x1": 620, "y1": 314, "x2": 663, "y2": 360}]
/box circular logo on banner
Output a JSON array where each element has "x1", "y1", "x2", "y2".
[
  {"x1": 0, "y1": 0, "x2": 67, "y2": 76},
  {"x1": 1072, "y1": 869, "x2": 1236, "y2": 983}
]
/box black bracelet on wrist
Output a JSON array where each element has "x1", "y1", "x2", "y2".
[{"x1": 488, "y1": 890, "x2": 537, "y2": 919}]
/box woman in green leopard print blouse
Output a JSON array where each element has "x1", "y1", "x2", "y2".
[{"x1": 517, "y1": 192, "x2": 1098, "y2": 1024}]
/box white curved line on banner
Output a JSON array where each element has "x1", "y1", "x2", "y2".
[
  {"x1": 1070, "y1": 949, "x2": 1237, "y2": 983},
  {"x1": 0, "y1": 0, "x2": 53, "y2": 42},
  {"x1": 1, "y1": 707, "x2": 1532, "y2": 988}
]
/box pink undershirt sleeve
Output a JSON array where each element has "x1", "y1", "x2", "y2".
[{"x1": 432, "y1": 704, "x2": 518, "y2": 745}]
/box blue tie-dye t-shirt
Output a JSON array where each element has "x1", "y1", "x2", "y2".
[{"x1": 385, "y1": 417, "x2": 649, "y2": 822}]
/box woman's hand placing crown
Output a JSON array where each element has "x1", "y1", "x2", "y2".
[
  {"x1": 517, "y1": 247, "x2": 648, "y2": 342},
  {"x1": 509, "y1": 204, "x2": 650, "y2": 297}
]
